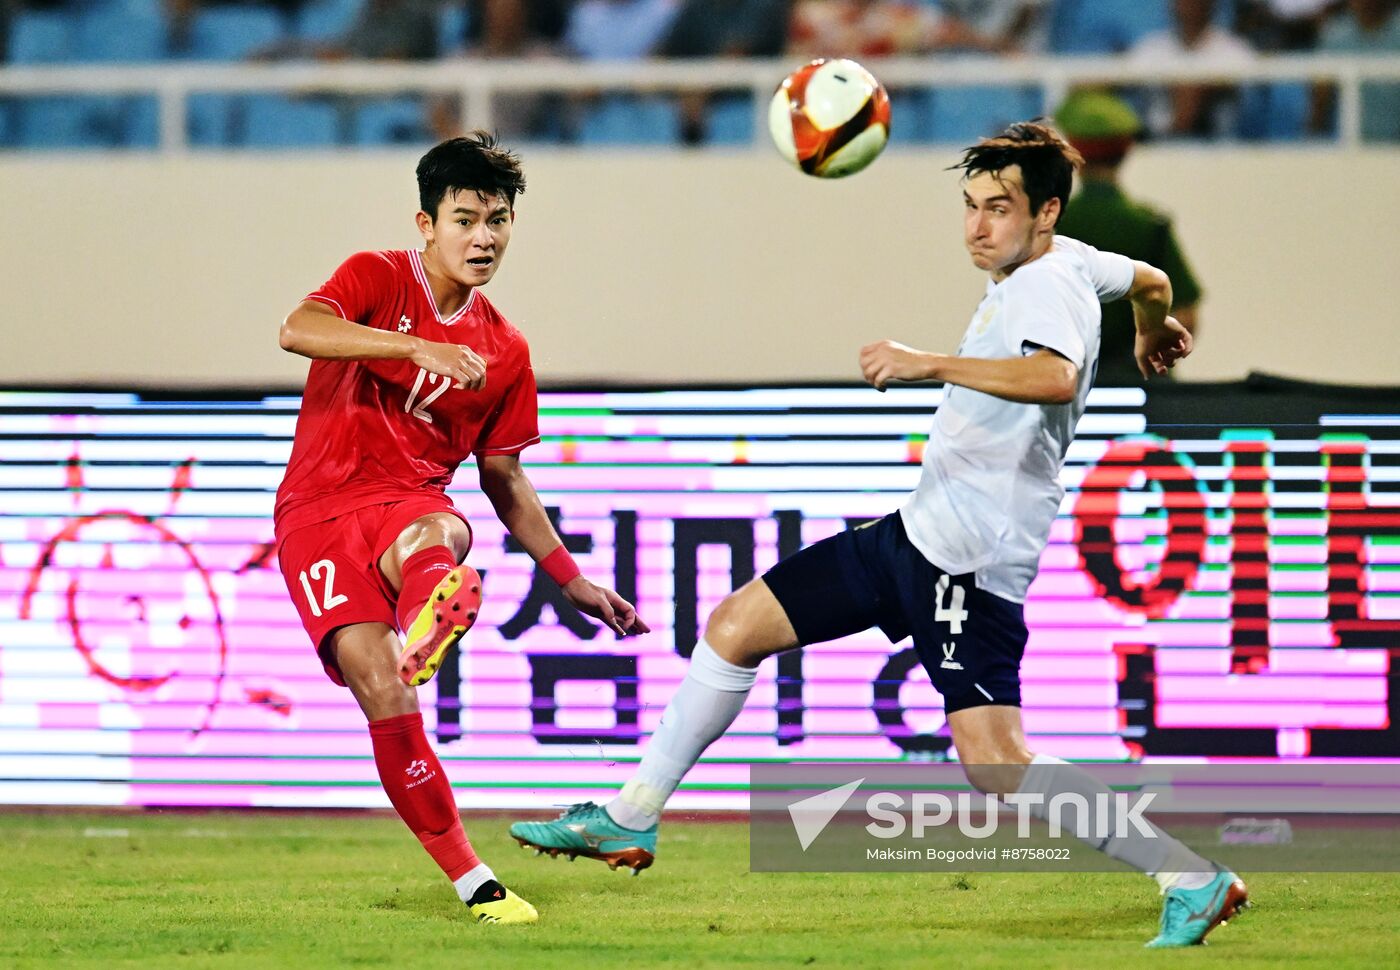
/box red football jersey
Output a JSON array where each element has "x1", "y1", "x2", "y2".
[{"x1": 274, "y1": 249, "x2": 539, "y2": 538}]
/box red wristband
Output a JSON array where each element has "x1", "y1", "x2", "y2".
[{"x1": 539, "y1": 544, "x2": 581, "y2": 587}]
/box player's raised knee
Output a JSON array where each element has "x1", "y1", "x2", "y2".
[{"x1": 702, "y1": 579, "x2": 797, "y2": 667}]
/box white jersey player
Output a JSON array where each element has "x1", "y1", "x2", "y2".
[{"x1": 511, "y1": 122, "x2": 1247, "y2": 949}]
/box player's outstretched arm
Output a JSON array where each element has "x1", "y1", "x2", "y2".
[
  {"x1": 860, "y1": 340, "x2": 1077, "y2": 405},
  {"x1": 1127, "y1": 261, "x2": 1193, "y2": 379},
  {"x1": 477, "y1": 453, "x2": 650, "y2": 637},
  {"x1": 278, "y1": 300, "x2": 487, "y2": 390}
]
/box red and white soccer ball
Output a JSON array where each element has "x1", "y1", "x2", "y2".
[{"x1": 768, "y1": 58, "x2": 892, "y2": 179}]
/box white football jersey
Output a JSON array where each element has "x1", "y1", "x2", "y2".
[{"x1": 899, "y1": 235, "x2": 1135, "y2": 602}]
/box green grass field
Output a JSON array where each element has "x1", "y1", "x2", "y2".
[{"x1": 1, "y1": 810, "x2": 1395, "y2": 969}]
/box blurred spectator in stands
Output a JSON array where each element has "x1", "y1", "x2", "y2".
[
  {"x1": 255, "y1": 0, "x2": 438, "y2": 60},
  {"x1": 463, "y1": 0, "x2": 573, "y2": 56},
  {"x1": 787, "y1": 0, "x2": 948, "y2": 57},
  {"x1": 429, "y1": 0, "x2": 576, "y2": 143},
  {"x1": 933, "y1": 0, "x2": 1049, "y2": 53},
  {"x1": 1312, "y1": 0, "x2": 1400, "y2": 141},
  {"x1": 657, "y1": 0, "x2": 789, "y2": 143},
  {"x1": 1054, "y1": 89, "x2": 1203, "y2": 386},
  {"x1": 563, "y1": 0, "x2": 679, "y2": 59},
  {"x1": 1130, "y1": 0, "x2": 1256, "y2": 138},
  {"x1": 1237, "y1": 0, "x2": 1332, "y2": 50}
]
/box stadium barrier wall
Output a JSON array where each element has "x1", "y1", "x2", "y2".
[
  {"x1": 0, "y1": 147, "x2": 1396, "y2": 388},
  {"x1": 0, "y1": 381, "x2": 1396, "y2": 809}
]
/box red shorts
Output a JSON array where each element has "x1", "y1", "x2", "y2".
[{"x1": 275, "y1": 496, "x2": 469, "y2": 686}]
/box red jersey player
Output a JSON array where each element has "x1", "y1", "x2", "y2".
[{"x1": 274, "y1": 132, "x2": 648, "y2": 925}]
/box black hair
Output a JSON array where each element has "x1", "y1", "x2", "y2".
[
  {"x1": 949, "y1": 121, "x2": 1084, "y2": 224},
  {"x1": 416, "y1": 130, "x2": 526, "y2": 218}
]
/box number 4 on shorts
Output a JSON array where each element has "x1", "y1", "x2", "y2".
[{"x1": 934, "y1": 574, "x2": 967, "y2": 634}]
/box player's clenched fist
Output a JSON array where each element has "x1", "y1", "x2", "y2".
[
  {"x1": 860, "y1": 339, "x2": 937, "y2": 392},
  {"x1": 412, "y1": 338, "x2": 488, "y2": 391}
]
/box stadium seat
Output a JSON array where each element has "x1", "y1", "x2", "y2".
[
  {"x1": 242, "y1": 95, "x2": 343, "y2": 147},
  {"x1": 16, "y1": 97, "x2": 103, "y2": 148},
  {"x1": 1237, "y1": 83, "x2": 1310, "y2": 141},
  {"x1": 925, "y1": 86, "x2": 1043, "y2": 143},
  {"x1": 74, "y1": 0, "x2": 168, "y2": 62},
  {"x1": 296, "y1": 0, "x2": 367, "y2": 43},
  {"x1": 704, "y1": 94, "x2": 754, "y2": 145},
  {"x1": 188, "y1": 94, "x2": 241, "y2": 146},
  {"x1": 187, "y1": 6, "x2": 286, "y2": 61},
  {"x1": 437, "y1": 2, "x2": 472, "y2": 55},
  {"x1": 7, "y1": 10, "x2": 74, "y2": 63},
  {"x1": 1047, "y1": 0, "x2": 1170, "y2": 54},
  {"x1": 575, "y1": 95, "x2": 681, "y2": 145},
  {"x1": 888, "y1": 89, "x2": 934, "y2": 144},
  {"x1": 0, "y1": 100, "x2": 16, "y2": 148},
  {"x1": 352, "y1": 96, "x2": 431, "y2": 145}
]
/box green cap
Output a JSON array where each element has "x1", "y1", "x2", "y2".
[{"x1": 1054, "y1": 90, "x2": 1142, "y2": 140}]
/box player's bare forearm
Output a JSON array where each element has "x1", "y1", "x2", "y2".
[
  {"x1": 1127, "y1": 261, "x2": 1173, "y2": 335},
  {"x1": 861, "y1": 339, "x2": 1075, "y2": 404},
  {"x1": 280, "y1": 300, "x2": 488, "y2": 389},
  {"x1": 476, "y1": 453, "x2": 563, "y2": 561},
  {"x1": 278, "y1": 300, "x2": 418, "y2": 362},
  {"x1": 1125, "y1": 261, "x2": 1193, "y2": 378},
  {"x1": 477, "y1": 452, "x2": 650, "y2": 636},
  {"x1": 928, "y1": 350, "x2": 1078, "y2": 405}
]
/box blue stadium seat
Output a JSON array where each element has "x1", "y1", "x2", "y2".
[
  {"x1": 1237, "y1": 83, "x2": 1310, "y2": 141},
  {"x1": 296, "y1": 0, "x2": 366, "y2": 43},
  {"x1": 112, "y1": 96, "x2": 161, "y2": 148},
  {"x1": 74, "y1": 0, "x2": 168, "y2": 62},
  {"x1": 888, "y1": 89, "x2": 933, "y2": 144},
  {"x1": 575, "y1": 95, "x2": 680, "y2": 145},
  {"x1": 188, "y1": 94, "x2": 241, "y2": 146},
  {"x1": 1047, "y1": 0, "x2": 1170, "y2": 54},
  {"x1": 438, "y1": 2, "x2": 471, "y2": 55},
  {"x1": 243, "y1": 95, "x2": 343, "y2": 147},
  {"x1": 0, "y1": 100, "x2": 17, "y2": 148},
  {"x1": 704, "y1": 95, "x2": 754, "y2": 145},
  {"x1": 187, "y1": 6, "x2": 285, "y2": 60},
  {"x1": 7, "y1": 10, "x2": 74, "y2": 63},
  {"x1": 16, "y1": 97, "x2": 103, "y2": 148},
  {"x1": 925, "y1": 86, "x2": 1043, "y2": 143},
  {"x1": 352, "y1": 96, "x2": 430, "y2": 145}
]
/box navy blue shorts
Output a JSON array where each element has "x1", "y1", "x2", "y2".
[{"x1": 761, "y1": 512, "x2": 1028, "y2": 714}]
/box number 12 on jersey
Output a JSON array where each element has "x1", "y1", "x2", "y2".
[{"x1": 405, "y1": 368, "x2": 450, "y2": 423}]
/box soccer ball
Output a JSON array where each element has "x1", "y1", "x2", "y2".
[{"x1": 768, "y1": 58, "x2": 892, "y2": 179}]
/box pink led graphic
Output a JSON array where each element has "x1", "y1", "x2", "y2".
[{"x1": 0, "y1": 395, "x2": 1396, "y2": 809}]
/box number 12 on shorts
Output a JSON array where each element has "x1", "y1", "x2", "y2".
[
  {"x1": 299, "y1": 559, "x2": 348, "y2": 618},
  {"x1": 934, "y1": 573, "x2": 967, "y2": 634}
]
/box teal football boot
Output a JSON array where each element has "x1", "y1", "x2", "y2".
[
  {"x1": 510, "y1": 801, "x2": 657, "y2": 875},
  {"x1": 1145, "y1": 866, "x2": 1250, "y2": 948}
]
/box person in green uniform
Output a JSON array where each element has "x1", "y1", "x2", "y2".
[{"x1": 1054, "y1": 90, "x2": 1203, "y2": 386}]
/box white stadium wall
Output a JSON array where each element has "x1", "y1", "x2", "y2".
[{"x1": 0, "y1": 146, "x2": 1395, "y2": 388}]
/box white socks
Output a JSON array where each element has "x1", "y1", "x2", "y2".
[
  {"x1": 606, "y1": 638, "x2": 758, "y2": 831},
  {"x1": 453, "y1": 862, "x2": 497, "y2": 903},
  {"x1": 1015, "y1": 754, "x2": 1214, "y2": 893}
]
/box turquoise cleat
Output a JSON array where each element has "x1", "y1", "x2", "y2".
[
  {"x1": 510, "y1": 802, "x2": 657, "y2": 875},
  {"x1": 1145, "y1": 866, "x2": 1250, "y2": 948}
]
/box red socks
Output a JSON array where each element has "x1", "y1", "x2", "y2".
[
  {"x1": 395, "y1": 545, "x2": 457, "y2": 634},
  {"x1": 368, "y1": 712, "x2": 480, "y2": 881}
]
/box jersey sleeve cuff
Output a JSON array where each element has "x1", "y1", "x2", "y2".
[
  {"x1": 305, "y1": 294, "x2": 349, "y2": 320},
  {"x1": 478, "y1": 435, "x2": 542, "y2": 456}
]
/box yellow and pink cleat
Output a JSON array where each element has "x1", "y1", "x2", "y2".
[{"x1": 397, "y1": 566, "x2": 483, "y2": 687}]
